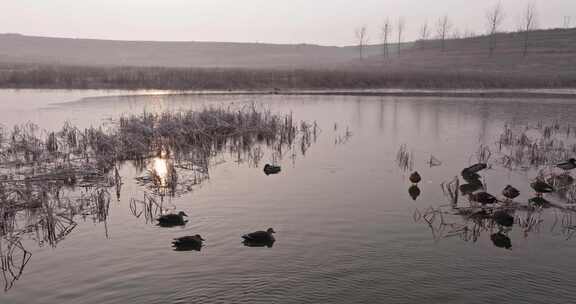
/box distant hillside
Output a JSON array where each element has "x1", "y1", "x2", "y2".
[
  {"x1": 0, "y1": 28, "x2": 575, "y2": 90},
  {"x1": 0, "y1": 34, "x2": 392, "y2": 68},
  {"x1": 359, "y1": 28, "x2": 576, "y2": 77}
]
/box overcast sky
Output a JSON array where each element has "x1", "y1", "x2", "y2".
[{"x1": 3, "y1": 0, "x2": 575, "y2": 45}]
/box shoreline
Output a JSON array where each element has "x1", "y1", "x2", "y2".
[
  {"x1": 66, "y1": 89, "x2": 576, "y2": 101},
  {"x1": 2, "y1": 88, "x2": 576, "y2": 102}
]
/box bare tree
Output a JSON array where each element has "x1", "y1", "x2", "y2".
[
  {"x1": 381, "y1": 19, "x2": 393, "y2": 58},
  {"x1": 452, "y1": 29, "x2": 462, "y2": 39},
  {"x1": 486, "y1": 2, "x2": 505, "y2": 57},
  {"x1": 397, "y1": 17, "x2": 405, "y2": 56},
  {"x1": 419, "y1": 21, "x2": 430, "y2": 49},
  {"x1": 436, "y1": 15, "x2": 451, "y2": 52},
  {"x1": 463, "y1": 29, "x2": 476, "y2": 38},
  {"x1": 564, "y1": 16, "x2": 572, "y2": 28},
  {"x1": 521, "y1": 3, "x2": 537, "y2": 56},
  {"x1": 355, "y1": 26, "x2": 369, "y2": 60}
]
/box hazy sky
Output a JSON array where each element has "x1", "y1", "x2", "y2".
[{"x1": 3, "y1": 0, "x2": 575, "y2": 45}]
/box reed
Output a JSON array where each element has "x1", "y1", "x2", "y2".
[{"x1": 396, "y1": 144, "x2": 414, "y2": 172}]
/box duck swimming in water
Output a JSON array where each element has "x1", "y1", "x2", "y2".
[
  {"x1": 493, "y1": 210, "x2": 514, "y2": 227},
  {"x1": 263, "y1": 164, "x2": 281, "y2": 175},
  {"x1": 556, "y1": 158, "x2": 576, "y2": 171},
  {"x1": 529, "y1": 196, "x2": 552, "y2": 208},
  {"x1": 157, "y1": 211, "x2": 188, "y2": 227},
  {"x1": 491, "y1": 232, "x2": 512, "y2": 250},
  {"x1": 172, "y1": 234, "x2": 205, "y2": 251},
  {"x1": 459, "y1": 182, "x2": 484, "y2": 195},
  {"x1": 469, "y1": 192, "x2": 498, "y2": 205},
  {"x1": 461, "y1": 171, "x2": 482, "y2": 183},
  {"x1": 408, "y1": 185, "x2": 421, "y2": 201},
  {"x1": 502, "y1": 185, "x2": 520, "y2": 200},
  {"x1": 409, "y1": 171, "x2": 422, "y2": 184},
  {"x1": 530, "y1": 180, "x2": 554, "y2": 196},
  {"x1": 462, "y1": 163, "x2": 487, "y2": 176},
  {"x1": 242, "y1": 228, "x2": 276, "y2": 246}
]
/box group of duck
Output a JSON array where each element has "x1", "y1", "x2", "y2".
[
  {"x1": 157, "y1": 164, "x2": 282, "y2": 251},
  {"x1": 408, "y1": 158, "x2": 576, "y2": 250},
  {"x1": 158, "y1": 212, "x2": 276, "y2": 251},
  {"x1": 410, "y1": 158, "x2": 576, "y2": 203}
]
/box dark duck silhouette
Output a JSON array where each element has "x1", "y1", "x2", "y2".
[
  {"x1": 530, "y1": 180, "x2": 554, "y2": 196},
  {"x1": 461, "y1": 170, "x2": 482, "y2": 183},
  {"x1": 556, "y1": 158, "x2": 576, "y2": 171},
  {"x1": 502, "y1": 185, "x2": 520, "y2": 200},
  {"x1": 408, "y1": 185, "x2": 421, "y2": 201},
  {"x1": 263, "y1": 164, "x2": 281, "y2": 175},
  {"x1": 493, "y1": 210, "x2": 514, "y2": 227},
  {"x1": 409, "y1": 171, "x2": 422, "y2": 184},
  {"x1": 529, "y1": 196, "x2": 552, "y2": 208},
  {"x1": 459, "y1": 182, "x2": 484, "y2": 195},
  {"x1": 242, "y1": 228, "x2": 276, "y2": 247},
  {"x1": 172, "y1": 234, "x2": 205, "y2": 251},
  {"x1": 469, "y1": 192, "x2": 498, "y2": 205},
  {"x1": 462, "y1": 163, "x2": 487, "y2": 176},
  {"x1": 157, "y1": 211, "x2": 188, "y2": 227},
  {"x1": 491, "y1": 232, "x2": 512, "y2": 249}
]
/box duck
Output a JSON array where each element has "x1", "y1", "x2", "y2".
[
  {"x1": 408, "y1": 185, "x2": 421, "y2": 201},
  {"x1": 469, "y1": 192, "x2": 498, "y2": 205},
  {"x1": 530, "y1": 180, "x2": 554, "y2": 195},
  {"x1": 529, "y1": 196, "x2": 552, "y2": 208},
  {"x1": 172, "y1": 234, "x2": 205, "y2": 251},
  {"x1": 242, "y1": 228, "x2": 276, "y2": 244},
  {"x1": 493, "y1": 210, "x2": 514, "y2": 227},
  {"x1": 461, "y1": 171, "x2": 481, "y2": 183},
  {"x1": 409, "y1": 171, "x2": 422, "y2": 184},
  {"x1": 157, "y1": 211, "x2": 188, "y2": 227},
  {"x1": 263, "y1": 164, "x2": 281, "y2": 175},
  {"x1": 502, "y1": 185, "x2": 520, "y2": 200},
  {"x1": 490, "y1": 232, "x2": 512, "y2": 249},
  {"x1": 462, "y1": 163, "x2": 487, "y2": 176},
  {"x1": 556, "y1": 158, "x2": 576, "y2": 171},
  {"x1": 459, "y1": 182, "x2": 484, "y2": 195}
]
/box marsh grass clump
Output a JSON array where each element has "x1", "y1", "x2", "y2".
[
  {"x1": 497, "y1": 122, "x2": 576, "y2": 170},
  {"x1": 0, "y1": 104, "x2": 310, "y2": 248}
]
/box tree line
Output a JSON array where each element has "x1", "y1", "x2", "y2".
[{"x1": 355, "y1": 2, "x2": 540, "y2": 60}]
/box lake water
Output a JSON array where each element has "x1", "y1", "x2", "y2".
[{"x1": 1, "y1": 90, "x2": 576, "y2": 304}]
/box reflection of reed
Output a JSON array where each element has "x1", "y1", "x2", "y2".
[
  {"x1": 0, "y1": 184, "x2": 111, "y2": 291},
  {"x1": 129, "y1": 193, "x2": 173, "y2": 224},
  {"x1": 0, "y1": 237, "x2": 31, "y2": 292},
  {"x1": 396, "y1": 144, "x2": 414, "y2": 172}
]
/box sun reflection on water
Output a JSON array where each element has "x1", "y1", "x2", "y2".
[{"x1": 151, "y1": 149, "x2": 172, "y2": 188}]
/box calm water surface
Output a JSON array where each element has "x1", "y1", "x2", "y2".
[{"x1": 1, "y1": 90, "x2": 576, "y2": 304}]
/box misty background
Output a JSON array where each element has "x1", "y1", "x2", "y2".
[{"x1": 3, "y1": 0, "x2": 575, "y2": 45}]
